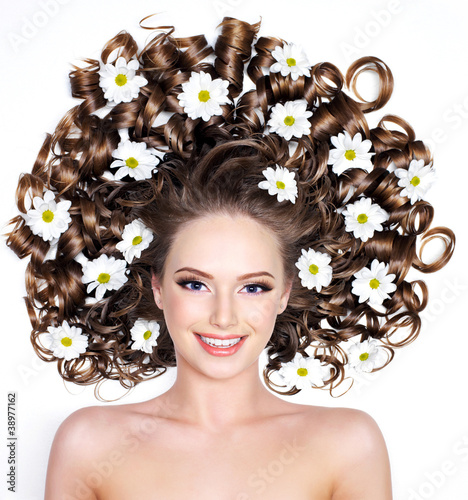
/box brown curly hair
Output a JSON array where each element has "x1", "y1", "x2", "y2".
[{"x1": 5, "y1": 16, "x2": 455, "y2": 398}]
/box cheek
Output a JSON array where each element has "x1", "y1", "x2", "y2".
[
  {"x1": 243, "y1": 295, "x2": 281, "y2": 330},
  {"x1": 163, "y1": 290, "x2": 193, "y2": 331},
  {"x1": 162, "y1": 289, "x2": 203, "y2": 328}
]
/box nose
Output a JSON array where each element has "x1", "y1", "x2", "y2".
[{"x1": 209, "y1": 291, "x2": 238, "y2": 330}]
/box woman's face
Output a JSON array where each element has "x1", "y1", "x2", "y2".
[{"x1": 151, "y1": 213, "x2": 292, "y2": 379}]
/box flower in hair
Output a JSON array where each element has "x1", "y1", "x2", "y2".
[
  {"x1": 347, "y1": 339, "x2": 386, "y2": 373},
  {"x1": 23, "y1": 189, "x2": 72, "y2": 242},
  {"x1": 41, "y1": 320, "x2": 88, "y2": 361},
  {"x1": 351, "y1": 259, "x2": 397, "y2": 307},
  {"x1": 110, "y1": 140, "x2": 159, "y2": 181},
  {"x1": 258, "y1": 165, "x2": 298, "y2": 203},
  {"x1": 394, "y1": 159, "x2": 436, "y2": 205},
  {"x1": 342, "y1": 197, "x2": 389, "y2": 242},
  {"x1": 130, "y1": 319, "x2": 160, "y2": 353},
  {"x1": 295, "y1": 248, "x2": 333, "y2": 292},
  {"x1": 270, "y1": 42, "x2": 311, "y2": 81},
  {"x1": 327, "y1": 131, "x2": 374, "y2": 176},
  {"x1": 81, "y1": 254, "x2": 128, "y2": 300},
  {"x1": 116, "y1": 219, "x2": 154, "y2": 264},
  {"x1": 177, "y1": 71, "x2": 230, "y2": 122},
  {"x1": 278, "y1": 352, "x2": 331, "y2": 390},
  {"x1": 267, "y1": 100, "x2": 312, "y2": 141},
  {"x1": 98, "y1": 56, "x2": 148, "y2": 104}
]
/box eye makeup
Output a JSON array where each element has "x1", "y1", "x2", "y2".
[{"x1": 175, "y1": 274, "x2": 273, "y2": 295}]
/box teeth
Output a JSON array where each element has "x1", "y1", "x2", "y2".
[{"x1": 200, "y1": 335, "x2": 242, "y2": 348}]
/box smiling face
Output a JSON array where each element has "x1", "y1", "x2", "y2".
[{"x1": 151, "y1": 213, "x2": 292, "y2": 379}]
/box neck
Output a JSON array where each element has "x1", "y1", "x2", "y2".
[{"x1": 155, "y1": 351, "x2": 282, "y2": 431}]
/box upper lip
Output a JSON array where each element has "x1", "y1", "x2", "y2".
[{"x1": 196, "y1": 333, "x2": 246, "y2": 340}]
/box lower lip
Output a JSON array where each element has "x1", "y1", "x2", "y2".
[{"x1": 195, "y1": 334, "x2": 247, "y2": 357}]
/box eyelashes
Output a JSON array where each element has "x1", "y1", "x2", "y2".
[{"x1": 175, "y1": 275, "x2": 273, "y2": 295}]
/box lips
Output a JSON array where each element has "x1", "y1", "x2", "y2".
[
  {"x1": 195, "y1": 333, "x2": 246, "y2": 340},
  {"x1": 195, "y1": 333, "x2": 247, "y2": 356}
]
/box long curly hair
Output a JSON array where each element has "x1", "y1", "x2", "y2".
[{"x1": 5, "y1": 16, "x2": 454, "y2": 397}]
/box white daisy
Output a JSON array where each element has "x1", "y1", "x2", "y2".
[
  {"x1": 387, "y1": 160, "x2": 397, "y2": 173},
  {"x1": 23, "y1": 189, "x2": 72, "y2": 242},
  {"x1": 278, "y1": 352, "x2": 331, "y2": 390},
  {"x1": 342, "y1": 197, "x2": 389, "y2": 242},
  {"x1": 81, "y1": 254, "x2": 128, "y2": 300},
  {"x1": 177, "y1": 71, "x2": 230, "y2": 122},
  {"x1": 295, "y1": 248, "x2": 333, "y2": 292},
  {"x1": 98, "y1": 56, "x2": 148, "y2": 104},
  {"x1": 394, "y1": 159, "x2": 436, "y2": 205},
  {"x1": 73, "y1": 251, "x2": 89, "y2": 267},
  {"x1": 116, "y1": 219, "x2": 154, "y2": 264},
  {"x1": 347, "y1": 339, "x2": 386, "y2": 373},
  {"x1": 327, "y1": 131, "x2": 374, "y2": 176},
  {"x1": 130, "y1": 319, "x2": 160, "y2": 354},
  {"x1": 352, "y1": 259, "x2": 397, "y2": 307},
  {"x1": 41, "y1": 320, "x2": 88, "y2": 361},
  {"x1": 267, "y1": 100, "x2": 312, "y2": 141},
  {"x1": 110, "y1": 140, "x2": 159, "y2": 181},
  {"x1": 270, "y1": 42, "x2": 311, "y2": 81},
  {"x1": 258, "y1": 165, "x2": 298, "y2": 203}
]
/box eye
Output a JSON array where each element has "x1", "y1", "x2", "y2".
[
  {"x1": 177, "y1": 279, "x2": 207, "y2": 292},
  {"x1": 242, "y1": 283, "x2": 272, "y2": 295},
  {"x1": 176, "y1": 275, "x2": 273, "y2": 295}
]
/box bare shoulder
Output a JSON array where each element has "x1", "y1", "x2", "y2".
[
  {"x1": 306, "y1": 405, "x2": 384, "y2": 436},
  {"x1": 318, "y1": 406, "x2": 388, "y2": 454},
  {"x1": 53, "y1": 405, "x2": 123, "y2": 447},
  {"x1": 301, "y1": 405, "x2": 393, "y2": 500},
  {"x1": 44, "y1": 404, "x2": 144, "y2": 500}
]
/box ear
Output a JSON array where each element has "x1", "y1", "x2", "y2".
[
  {"x1": 151, "y1": 273, "x2": 163, "y2": 309},
  {"x1": 278, "y1": 278, "x2": 293, "y2": 314}
]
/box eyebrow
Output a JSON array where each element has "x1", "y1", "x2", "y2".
[{"x1": 174, "y1": 267, "x2": 275, "y2": 281}]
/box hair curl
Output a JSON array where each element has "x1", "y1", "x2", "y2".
[{"x1": 5, "y1": 16, "x2": 455, "y2": 398}]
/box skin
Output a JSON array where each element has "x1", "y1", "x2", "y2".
[
  {"x1": 44, "y1": 213, "x2": 393, "y2": 499},
  {"x1": 150, "y1": 213, "x2": 293, "y2": 430}
]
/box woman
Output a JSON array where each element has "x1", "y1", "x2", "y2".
[{"x1": 6, "y1": 16, "x2": 453, "y2": 499}]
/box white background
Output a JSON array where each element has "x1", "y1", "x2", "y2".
[{"x1": 1, "y1": 0, "x2": 467, "y2": 499}]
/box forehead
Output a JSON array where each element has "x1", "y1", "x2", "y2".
[{"x1": 165, "y1": 214, "x2": 283, "y2": 275}]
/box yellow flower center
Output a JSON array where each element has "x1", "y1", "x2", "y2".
[
  {"x1": 359, "y1": 352, "x2": 369, "y2": 361},
  {"x1": 42, "y1": 210, "x2": 54, "y2": 223},
  {"x1": 357, "y1": 213, "x2": 368, "y2": 224},
  {"x1": 286, "y1": 57, "x2": 297, "y2": 67},
  {"x1": 410, "y1": 176, "x2": 421, "y2": 186},
  {"x1": 198, "y1": 90, "x2": 210, "y2": 102},
  {"x1": 132, "y1": 236, "x2": 142, "y2": 246},
  {"x1": 345, "y1": 149, "x2": 356, "y2": 161},
  {"x1": 115, "y1": 74, "x2": 127, "y2": 87},
  {"x1": 61, "y1": 337, "x2": 72, "y2": 347},
  {"x1": 143, "y1": 330, "x2": 152, "y2": 340},
  {"x1": 369, "y1": 278, "x2": 380, "y2": 289},
  {"x1": 297, "y1": 367, "x2": 308, "y2": 377},
  {"x1": 284, "y1": 115, "x2": 295, "y2": 126},
  {"x1": 125, "y1": 157, "x2": 139, "y2": 169},
  {"x1": 309, "y1": 264, "x2": 319, "y2": 275},
  {"x1": 276, "y1": 180, "x2": 286, "y2": 190},
  {"x1": 97, "y1": 273, "x2": 111, "y2": 284}
]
